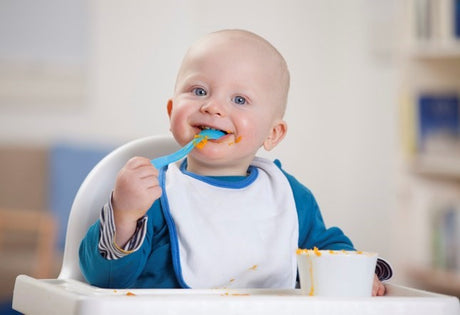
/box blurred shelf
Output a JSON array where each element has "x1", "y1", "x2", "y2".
[
  {"x1": 407, "y1": 266, "x2": 460, "y2": 297},
  {"x1": 396, "y1": 2, "x2": 460, "y2": 301},
  {"x1": 408, "y1": 41, "x2": 460, "y2": 59},
  {"x1": 409, "y1": 154, "x2": 460, "y2": 180}
]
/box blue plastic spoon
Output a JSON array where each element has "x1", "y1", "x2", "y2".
[{"x1": 151, "y1": 129, "x2": 226, "y2": 169}]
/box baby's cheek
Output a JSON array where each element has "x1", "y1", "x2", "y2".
[{"x1": 169, "y1": 118, "x2": 190, "y2": 144}]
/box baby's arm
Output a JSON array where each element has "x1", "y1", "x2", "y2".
[
  {"x1": 80, "y1": 217, "x2": 152, "y2": 287},
  {"x1": 79, "y1": 157, "x2": 162, "y2": 287},
  {"x1": 277, "y1": 161, "x2": 392, "y2": 295},
  {"x1": 111, "y1": 157, "x2": 162, "y2": 246}
]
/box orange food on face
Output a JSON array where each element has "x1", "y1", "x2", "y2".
[
  {"x1": 195, "y1": 136, "x2": 209, "y2": 149},
  {"x1": 228, "y1": 136, "x2": 242, "y2": 146}
]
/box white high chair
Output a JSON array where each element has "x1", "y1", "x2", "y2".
[
  {"x1": 58, "y1": 135, "x2": 179, "y2": 281},
  {"x1": 12, "y1": 135, "x2": 460, "y2": 315}
]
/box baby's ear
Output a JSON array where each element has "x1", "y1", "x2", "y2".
[
  {"x1": 167, "y1": 99, "x2": 173, "y2": 118},
  {"x1": 263, "y1": 120, "x2": 287, "y2": 151}
]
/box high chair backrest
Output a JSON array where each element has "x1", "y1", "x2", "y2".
[{"x1": 58, "y1": 135, "x2": 179, "y2": 281}]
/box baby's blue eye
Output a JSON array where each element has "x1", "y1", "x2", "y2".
[
  {"x1": 233, "y1": 95, "x2": 246, "y2": 105},
  {"x1": 192, "y1": 87, "x2": 207, "y2": 96}
]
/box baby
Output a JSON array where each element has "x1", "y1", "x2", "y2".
[{"x1": 79, "y1": 29, "x2": 390, "y2": 295}]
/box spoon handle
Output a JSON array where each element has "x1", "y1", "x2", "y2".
[
  {"x1": 151, "y1": 139, "x2": 196, "y2": 169},
  {"x1": 151, "y1": 129, "x2": 226, "y2": 169}
]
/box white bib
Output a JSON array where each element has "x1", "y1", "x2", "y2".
[{"x1": 162, "y1": 157, "x2": 298, "y2": 289}]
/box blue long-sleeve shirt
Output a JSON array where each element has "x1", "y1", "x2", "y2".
[{"x1": 79, "y1": 160, "x2": 362, "y2": 288}]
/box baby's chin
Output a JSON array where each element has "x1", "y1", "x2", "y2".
[
  {"x1": 189, "y1": 147, "x2": 228, "y2": 165},
  {"x1": 187, "y1": 150, "x2": 255, "y2": 176}
]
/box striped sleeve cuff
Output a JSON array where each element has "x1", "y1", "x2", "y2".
[
  {"x1": 98, "y1": 194, "x2": 148, "y2": 260},
  {"x1": 375, "y1": 257, "x2": 393, "y2": 281}
]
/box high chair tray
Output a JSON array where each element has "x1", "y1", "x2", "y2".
[{"x1": 13, "y1": 275, "x2": 459, "y2": 315}]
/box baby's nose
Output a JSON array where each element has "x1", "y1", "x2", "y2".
[{"x1": 200, "y1": 99, "x2": 227, "y2": 117}]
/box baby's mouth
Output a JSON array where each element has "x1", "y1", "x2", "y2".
[{"x1": 196, "y1": 125, "x2": 231, "y2": 137}]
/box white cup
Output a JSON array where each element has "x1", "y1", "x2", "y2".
[{"x1": 297, "y1": 248, "x2": 378, "y2": 297}]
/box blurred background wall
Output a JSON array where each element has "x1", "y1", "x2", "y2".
[
  {"x1": 3, "y1": 0, "x2": 458, "y2": 310},
  {"x1": 0, "y1": 0, "x2": 398, "y2": 302}
]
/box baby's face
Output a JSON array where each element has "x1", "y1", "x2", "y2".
[{"x1": 168, "y1": 32, "x2": 287, "y2": 175}]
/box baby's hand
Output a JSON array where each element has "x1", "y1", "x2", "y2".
[
  {"x1": 112, "y1": 157, "x2": 162, "y2": 245},
  {"x1": 372, "y1": 274, "x2": 386, "y2": 296}
]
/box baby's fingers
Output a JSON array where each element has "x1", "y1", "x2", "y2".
[
  {"x1": 136, "y1": 164, "x2": 159, "y2": 180},
  {"x1": 372, "y1": 275, "x2": 386, "y2": 296},
  {"x1": 140, "y1": 172, "x2": 160, "y2": 189},
  {"x1": 126, "y1": 156, "x2": 154, "y2": 170}
]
